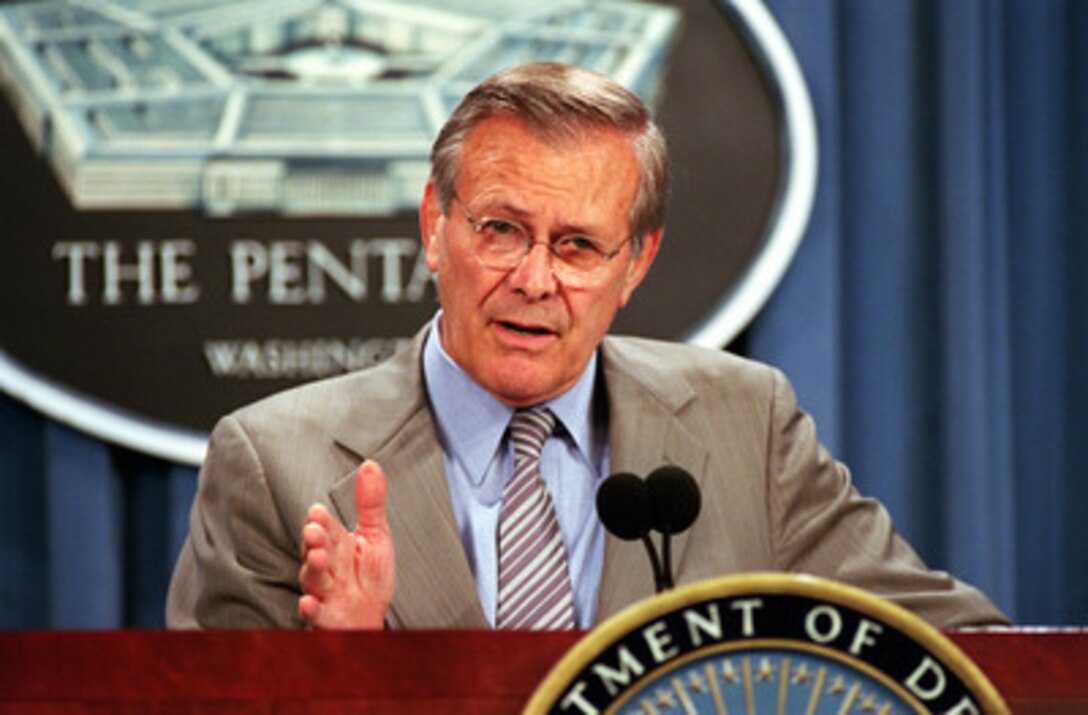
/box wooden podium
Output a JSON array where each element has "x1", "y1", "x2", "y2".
[{"x1": 1, "y1": 629, "x2": 1085, "y2": 713}]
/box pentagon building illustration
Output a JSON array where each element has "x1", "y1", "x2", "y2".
[{"x1": 0, "y1": 0, "x2": 680, "y2": 216}]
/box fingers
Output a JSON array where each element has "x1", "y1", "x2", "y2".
[
  {"x1": 298, "y1": 593, "x2": 321, "y2": 624},
  {"x1": 299, "y1": 529, "x2": 334, "y2": 602},
  {"x1": 298, "y1": 504, "x2": 346, "y2": 602},
  {"x1": 354, "y1": 459, "x2": 390, "y2": 539},
  {"x1": 304, "y1": 503, "x2": 346, "y2": 540}
]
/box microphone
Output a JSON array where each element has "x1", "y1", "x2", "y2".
[
  {"x1": 596, "y1": 466, "x2": 702, "y2": 593},
  {"x1": 645, "y1": 466, "x2": 701, "y2": 590},
  {"x1": 596, "y1": 473, "x2": 667, "y2": 592},
  {"x1": 595, "y1": 472, "x2": 651, "y2": 539}
]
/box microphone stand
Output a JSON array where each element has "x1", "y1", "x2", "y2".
[
  {"x1": 659, "y1": 526, "x2": 675, "y2": 591},
  {"x1": 641, "y1": 533, "x2": 668, "y2": 593}
]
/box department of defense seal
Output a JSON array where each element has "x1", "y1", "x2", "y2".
[{"x1": 526, "y1": 573, "x2": 1008, "y2": 714}]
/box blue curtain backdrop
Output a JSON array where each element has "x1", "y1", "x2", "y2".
[{"x1": 1, "y1": 0, "x2": 1085, "y2": 627}]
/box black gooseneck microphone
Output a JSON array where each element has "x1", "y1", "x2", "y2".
[
  {"x1": 645, "y1": 465, "x2": 701, "y2": 590},
  {"x1": 596, "y1": 466, "x2": 701, "y2": 592},
  {"x1": 595, "y1": 472, "x2": 667, "y2": 592}
]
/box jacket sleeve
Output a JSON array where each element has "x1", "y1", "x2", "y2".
[
  {"x1": 166, "y1": 414, "x2": 305, "y2": 629},
  {"x1": 763, "y1": 368, "x2": 1010, "y2": 629}
]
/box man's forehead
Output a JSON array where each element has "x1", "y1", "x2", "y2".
[
  {"x1": 463, "y1": 113, "x2": 635, "y2": 159},
  {"x1": 457, "y1": 117, "x2": 639, "y2": 205}
]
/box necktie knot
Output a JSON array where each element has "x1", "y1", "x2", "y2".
[{"x1": 509, "y1": 408, "x2": 556, "y2": 466}]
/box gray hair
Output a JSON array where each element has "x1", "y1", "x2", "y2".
[{"x1": 429, "y1": 62, "x2": 669, "y2": 250}]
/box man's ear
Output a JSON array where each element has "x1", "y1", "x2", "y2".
[
  {"x1": 419, "y1": 180, "x2": 443, "y2": 272},
  {"x1": 618, "y1": 227, "x2": 663, "y2": 307}
]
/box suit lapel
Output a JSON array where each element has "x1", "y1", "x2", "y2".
[
  {"x1": 595, "y1": 339, "x2": 713, "y2": 621},
  {"x1": 328, "y1": 330, "x2": 487, "y2": 629}
]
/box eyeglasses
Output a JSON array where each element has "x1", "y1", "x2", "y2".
[{"x1": 452, "y1": 196, "x2": 632, "y2": 288}]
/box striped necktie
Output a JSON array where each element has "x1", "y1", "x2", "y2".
[{"x1": 495, "y1": 408, "x2": 576, "y2": 630}]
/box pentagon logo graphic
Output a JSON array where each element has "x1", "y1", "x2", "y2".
[{"x1": 0, "y1": 0, "x2": 814, "y2": 463}]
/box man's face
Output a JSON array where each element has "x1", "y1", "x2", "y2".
[{"x1": 420, "y1": 114, "x2": 661, "y2": 407}]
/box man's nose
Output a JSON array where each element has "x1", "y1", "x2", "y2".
[{"x1": 508, "y1": 242, "x2": 558, "y2": 298}]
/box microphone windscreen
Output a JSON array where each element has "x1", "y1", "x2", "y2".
[
  {"x1": 596, "y1": 472, "x2": 652, "y2": 540},
  {"x1": 646, "y1": 465, "x2": 701, "y2": 533}
]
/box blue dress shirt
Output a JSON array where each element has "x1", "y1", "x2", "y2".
[{"x1": 422, "y1": 315, "x2": 608, "y2": 628}]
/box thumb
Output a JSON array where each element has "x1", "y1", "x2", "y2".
[{"x1": 354, "y1": 459, "x2": 389, "y2": 536}]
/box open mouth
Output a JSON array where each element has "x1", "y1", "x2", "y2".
[{"x1": 499, "y1": 320, "x2": 554, "y2": 337}]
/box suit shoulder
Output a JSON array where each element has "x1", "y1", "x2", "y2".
[{"x1": 603, "y1": 335, "x2": 780, "y2": 395}]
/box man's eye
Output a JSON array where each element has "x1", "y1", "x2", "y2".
[
  {"x1": 482, "y1": 219, "x2": 522, "y2": 237},
  {"x1": 557, "y1": 236, "x2": 602, "y2": 254}
]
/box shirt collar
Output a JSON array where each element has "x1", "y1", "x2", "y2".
[{"x1": 422, "y1": 312, "x2": 601, "y2": 486}]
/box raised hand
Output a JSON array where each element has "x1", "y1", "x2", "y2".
[{"x1": 298, "y1": 460, "x2": 395, "y2": 629}]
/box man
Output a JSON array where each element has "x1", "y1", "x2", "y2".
[{"x1": 167, "y1": 62, "x2": 1006, "y2": 630}]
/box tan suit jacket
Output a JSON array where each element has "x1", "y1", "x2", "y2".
[{"x1": 167, "y1": 330, "x2": 1007, "y2": 629}]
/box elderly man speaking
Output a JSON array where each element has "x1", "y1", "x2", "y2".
[{"x1": 167, "y1": 62, "x2": 1006, "y2": 632}]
